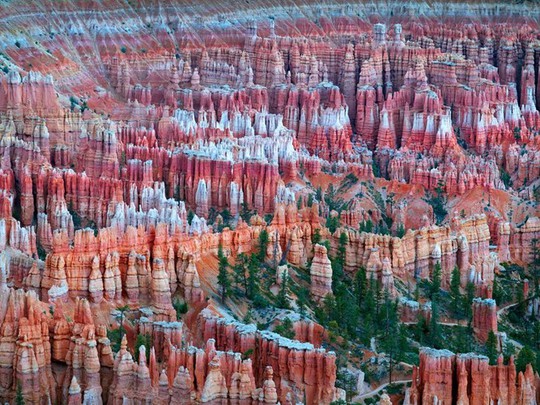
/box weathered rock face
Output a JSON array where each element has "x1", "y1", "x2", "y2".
[
  {"x1": 331, "y1": 214, "x2": 495, "y2": 292},
  {"x1": 310, "y1": 244, "x2": 333, "y2": 302},
  {"x1": 104, "y1": 308, "x2": 342, "y2": 404},
  {"x1": 472, "y1": 298, "x2": 498, "y2": 343},
  {"x1": 197, "y1": 309, "x2": 340, "y2": 404},
  {"x1": 0, "y1": 277, "x2": 114, "y2": 404},
  {"x1": 399, "y1": 298, "x2": 432, "y2": 324},
  {"x1": 408, "y1": 348, "x2": 537, "y2": 405},
  {"x1": 1, "y1": 1, "x2": 540, "y2": 403}
]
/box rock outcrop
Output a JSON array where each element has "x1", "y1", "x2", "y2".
[
  {"x1": 310, "y1": 244, "x2": 333, "y2": 302},
  {"x1": 408, "y1": 348, "x2": 538, "y2": 405},
  {"x1": 472, "y1": 298, "x2": 498, "y2": 343},
  {"x1": 0, "y1": 1, "x2": 539, "y2": 404}
]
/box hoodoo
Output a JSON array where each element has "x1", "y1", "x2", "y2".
[{"x1": 0, "y1": 0, "x2": 539, "y2": 404}]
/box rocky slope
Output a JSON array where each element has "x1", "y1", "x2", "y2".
[{"x1": 0, "y1": 0, "x2": 539, "y2": 404}]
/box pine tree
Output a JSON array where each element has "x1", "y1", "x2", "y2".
[
  {"x1": 321, "y1": 294, "x2": 337, "y2": 326},
  {"x1": 364, "y1": 273, "x2": 377, "y2": 316},
  {"x1": 187, "y1": 209, "x2": 194, "y2": 225},
  {"x1": 297, "y1": 287, "x2": 308, "y2": 317},
  {"x1": 134, "y1": 333, "x2": 152, "y2": 362},
  {"x1": 233, "y1": 253, "x2": 249, "y2": 295},
  {"x1": 326, "y1": 216, "x2": 340, "y2": 234},
  {"x1": 396, "y1": 223, "x2": 406, "y2": 238},
  {"x1": 360, "y1": 219, "x2": 373, "y2": 233},
  {"x1": 331, "y1": 232, "x2": 348, "y2": 290},
  {"x1": 381, "y1": 291, "x2": 399, "y2": 382},
  {"x1": 217, "y1": 244, "x2": 231, "y2": 301},
  {"x1": 337, "y1": 232, "x2": 348, "y2": 267},
  {"x1": 116, "y1": 304, "x2": 130, "y2": 340},
  {"x1": 430, "y1": 262, "x2": 442, "y2": 300},
  {"x1": 516, "y1": 281, "x2": 526, "y2": 318},
  {"x1": 454, "y1": 326, "x2": 470, "y2": 353},
  {"x1": 274, "y1": 317, "x2": 295, "y2": 339},
  {"x1": 247, "y1": 254, "x2": 260, "y2": 300},
  {"x1": 532, "y1": 238, "x2": 540, "y2": 295},
  {"x1": 334, "y1": 282, "x2": 360, "y2": 337},
  {"x1": 429, "y1": 300, "x2": 441, "y2": 348},
  {"x1": 257, "y1": 230, "x2": 269, "y2": 263},
  {"x1": 503, "y1": 341, "x2": 516, "y2": 364},
  {"x1": 414, "y1": 283, "x2": 420, "y2": 302},
  {"x1": 534, "y1": 321, "x2": 540, "y2": 349},
  {"x1": 450, "y1": 266, "x2": 462, "y2": 316},
  {"x1": 465, "y1": 282, "x2": 476, "y2": 319},
  {"x1": 354, "y1": 267, "x2": 367, "y2": 308},
  {"x1": 240, "y1": 201, "x2": 253, "y2": 222},
  {"x1": 15, "y1": 381, "x2": 24, "y2": 405},
  {"x1": 486, "y1": 330, "x2": 498, "y2": 365},
  {"x1": 397, "y1": 324, "x2": 409, "y2": 362},
  {"x1": 276, "y1": 269, "x2": 290, "y2": 309},
  {"x1": 415, "y1": 313, "x2": 428, "y2": 345},
  {"x1": 312, "y1": 228, "x2": 321, "y2": 246},
  {"x1": 492, "y1": 277, "x2": 503, "y2": 305},
  {"x1": 516, "y1": 346, "x2": 536, "y2": 373}
]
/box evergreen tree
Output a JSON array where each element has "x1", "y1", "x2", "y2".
[
  {"x1": 397, "y1": 324, "x2": 409, "y2": 362},
  {"x1": 532, "y1": 238, "x2": 540, "y2": 295},
  {"x1": 312, "y1": 228, "x2": 321, "y2": 246},
  {"x1": 425, "y1": 179, "x2": 447, "y2": 225},
  {"x1": 534, "y1": 321, "x2": 540, "y2": 349},
  {"x1": 324, "y1": 184, "x2": 344, "y2": 211},
  {"x1": 315, "y1": 186, "x2": 323, "y2": 202},
  {"x1": 380, "y1": 291, "x2": 399, "y2": 382},
  {"x1": 257, "y1": 230, "x2": 269, "y2": 263},
  {"x1": 492, "y1": 277, "x2": 504, "y2": 305},
  {"x1": 321, "y1": 294, "x2": 337, "y2": 326},
  {"x1": 240, "y1": 201, "x2": 253, "y2": 222},
  {"x1": 354, "y1": 267, "x2": 367, "y2": 308},
  {"x1": 326, "y1": 216, "x2": 340, "y2": 234},
  {"x1": 396, "y1": 223, "x2": 406, "y2": 238},
  {"x1": 331, "y1": 232, "x2": 348, "y2": 290},
  {"x1": 187, "y1": 209, "x2": 194, "y2": 225},
  {"x1": 486, "y1": 330, "x2": 498, "y2": 365},
  {"x1": 116, "y1": 304, "x2": 130, "y2": 340},
  {"x1": 296, "y1": 287, "x2": 308, "y2": 317},
  {"x1": 450, "y1": 266, "x2": 462, "y2": 316},
  {"x1": 414, "y1": 283, "x2": 420, "y2": 302},
  {"x1": 430, "y1": 262, "x2": 442, "y2": 300},
  {"x1": 516, "y1": 346, "x2": 536, "y2": 373},
  {"x1": 217, "y1": 244, "x2": 231, "y2": 301},
  {"x1": 336, "y1": 232, "x2": 348, "y2": 268},
  {"x1": 221, "y1": 209, "x2": 231, "y2": 225},
  {"x1": 503, "y1": 341, "x2": 516, "y2": 364},
  {"x1": 415, "y1": 313, "x2": 428, "y2": 345},
  {"x1": 233, "y1": 253, "x2": 249, "y2": 295},
  {"x1": 364, "y1": 274, "x2": 377, "y2": 318},
  {"x1": 134, "y1": 333, "x2": 152, "y2": 362},
  {"x1": 465, "y1": 282, "x2": 476, "y2": 319},
  {"x1": 15, "y1": 381, "x2": 24, "y2": 405},
  {"x1": 247, "y1": 254, "x2": 260, "y2": 300},
  {"x1": 334, "y1": 282, "x2": 360, "y2": 337},
  {"x1": 274, "y1": 317, "x2": 295, "y2": 339},
  {"x1": 516, "y1": 281, "x2": 526, "y2": 318},
  {"x1": 454, "y1": 326, "x2": 471, "y2": 353},
  {"x1": 359, "y1": 219, "x2": 374, "y2": 233},
  {"x1": 429, "y1": 300, "x2": 441, "y2": 348},
  {"x1": 276, "y1": 269, "x2": 290, "y2": 309}
]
